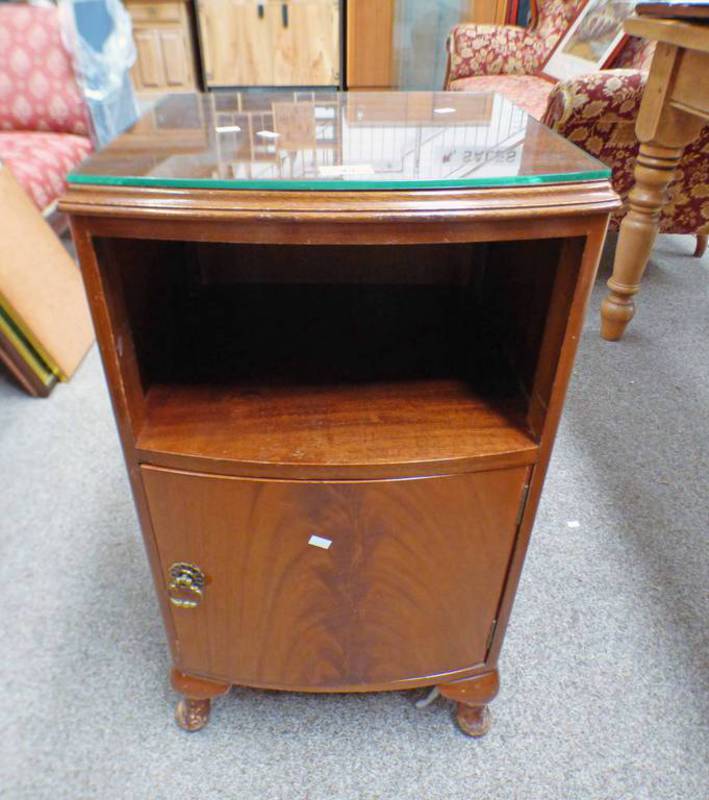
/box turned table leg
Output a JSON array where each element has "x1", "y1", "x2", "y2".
[
  {"x1": 600, "y1": 41, "x2": 705, "y2": 342},
  {"x1": 601, "y1": 141, "x2": 685, "y2": 341},
  {"x1": 170, "y1": 668, "x2": 230, "y2": 732},
  {"x1": 439, "y1": 669, "x2": 499, "y2": 737}
]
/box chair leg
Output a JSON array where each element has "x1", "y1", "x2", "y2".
[{"x1": 694, "y1": 234, "x2": 707, "y2": 258}]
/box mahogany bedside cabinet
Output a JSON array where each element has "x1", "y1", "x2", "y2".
[{"x1": 61, "y1": 91, "x2": 617, "y2": 737}]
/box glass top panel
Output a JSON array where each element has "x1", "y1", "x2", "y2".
[{"x1": 69, "y1": 91, "x2": 610, "y2": 191}]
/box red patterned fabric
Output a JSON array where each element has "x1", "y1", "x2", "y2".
[
  {"x1": 614, "y1": 36, "x2": 655, "y2": 70},
  {"x1": 543, "y1": 70, "x2": 709, "y2": 234},
  {"x1": 448, "y1": 75, "x2": 554, "y2": 120},
  {"x1": 447, "y1": 0, "x2": 585, "y2": 80},
  {"x1": 0, "y1": 4, "x2": 90, "y2": 136},
  {"x1": 0, "y1": 131, "x2": 92, "y2": 211},
  {"x1": 446, "y1": 5, "x2": 706, "y2": 237}
]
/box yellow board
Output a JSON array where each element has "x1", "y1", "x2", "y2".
[{"x1": 0, "y1": 167, "x2": 94, "y2": 380}]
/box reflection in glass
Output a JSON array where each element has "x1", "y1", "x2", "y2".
[{"x1": 69, "y1": 91, "x2": 610, "y2": 190}]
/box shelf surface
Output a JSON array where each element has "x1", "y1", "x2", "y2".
[{"x1": 136, "y1": 379, "x2": 538, "y2": 479}]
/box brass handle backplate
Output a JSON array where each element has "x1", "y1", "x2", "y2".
[{"x1": 167, "y1": 562, "x2": 205, "y2": 608}]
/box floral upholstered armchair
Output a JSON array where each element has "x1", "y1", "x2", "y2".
[
  {"x1": 446, "y1": 0, "x2": 585, "y2": 117},
  {"x1": 0, "y1": 4, "x2": 93, "y2": 218},
  {"x1": 445, "y1": 0, "x2": 709, "y2": 256}
]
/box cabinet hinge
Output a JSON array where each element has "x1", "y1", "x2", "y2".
[
  {"x1": 515, "y1": 482, "x2": 530, "y2": 527},
  {"x1": 485, "y1": 618, "x2": 498, "y2": 656}
]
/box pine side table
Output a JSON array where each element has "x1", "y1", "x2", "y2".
[
  {"x1": 601, "y1": 12, "x2": 709, "y2": 340},
  {"x1": 61, "y1": 91, "x2": 617, "y2": 737}
]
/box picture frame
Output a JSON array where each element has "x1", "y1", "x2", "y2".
[{"x1": 541, "y1": 1, "x2": 638, "y2": 82}]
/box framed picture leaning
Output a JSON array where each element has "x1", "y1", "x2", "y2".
[{"x1": 542, "y1": 1, "x2": 638, "y2": 81}]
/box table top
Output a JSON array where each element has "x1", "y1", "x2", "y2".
[
  {"x1": 636, "y1": 2, "x2": 709, "y2": 20},
  {"x1": 626, "y1": 13, "x2": 709, "y2": 48},
  {"x1": 68, "y1": 91, "x2": 610, "y2": 192}
]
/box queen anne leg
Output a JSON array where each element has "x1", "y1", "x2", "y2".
[
  {"x1": 170, "y1": 668, "x2": 230, "y2": 732},
  {"x1": 438, "y1": 669, "x2": 500, "y2": 737}
]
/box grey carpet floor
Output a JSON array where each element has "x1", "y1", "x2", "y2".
[{"x1": 1, "y1": 234, "x2": 707, "y2": 800}]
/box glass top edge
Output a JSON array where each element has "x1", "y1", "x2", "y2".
[{"x1": 67, "y1": 169, "x2": 611, "y2": 191}]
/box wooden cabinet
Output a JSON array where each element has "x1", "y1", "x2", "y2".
[
  {"x1": 197, "y1": 0, "x2": 340, "y2": 88},
  {"x1": 270, "y1": 1, "x2": 340, "y2": 86},
  {"x1": 196, "y1": 0, "x2": 273, "y2": 86},
  {"x1": 61, "y1": 90, "x2": 617, "y2": 737},
  {"x1": 127, "y1": 0, "x2": 197, "y2": 93}
]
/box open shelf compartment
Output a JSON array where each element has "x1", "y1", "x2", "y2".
[{"x1": 95, "y1": 237, "x2": 577, "y2": 478}]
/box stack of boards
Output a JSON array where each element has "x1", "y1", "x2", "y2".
[{"x1": 0, "y1": 167, "x2": 93, "y2": 396}]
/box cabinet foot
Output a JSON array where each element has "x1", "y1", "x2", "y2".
[
  {"x1": 438, "y1": 669, "x2": 499, "y2": 738},
  {"x1": 170, "y1": 668, "x2": 230, "y2": 732},
  {"x1": 175, "y1": 697, "x2": 211, "y2": 731},
  {"x1": 455, "y1": 703, "x2": 492, "y2": 737}
]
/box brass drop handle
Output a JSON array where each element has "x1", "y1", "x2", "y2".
[{"x1": 167, "y1": 562, "x2": 205, "y2": 608}]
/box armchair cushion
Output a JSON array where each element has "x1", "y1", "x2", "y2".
[
  {"x1": 0, "y1": 4, "x2": 90, "y2": 136},
  {"x1": 448, "y1": 75, "x2": 554, "y2": 120},
  {"x1": 543, "y1": 70, "x2": 709, "y2": 234},
  {"x1": 0, "y1": 131, "x2": 92, "y2": 212}
]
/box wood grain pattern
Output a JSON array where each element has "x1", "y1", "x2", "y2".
[
  {"x1": 137, "y1": 380, "x2": 537, "y2": 480},
  {"x1": 61, "y1": 182, "x2": 619, "y2": 224},
  {"x1": 346, "y1": 0, "x2": 395, "y2": 89},
  {"x1": 626, "y1": 15, "x2": 709, "y2": 53},
  {"x1": 142, "y1": 465, "x2": 530, "y2": 689},
  {"x1": 197, "y1": 0, "x2": 274, "y2": 86},
  {"x1": 197, "y1": 0, "x2": 339, "y2": 87},
  {"x1": 270, "y1": 1, "x2": 340, "y2": 86}
]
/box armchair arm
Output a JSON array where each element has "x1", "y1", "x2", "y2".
[
  {"x1": 543, "y1": 69, "x2": 709, "y2": 236},
  {"x1": 542, "y1": 70, "x2": 645, "y2": 229},
  {"x1": 446, "y1": 23, "x2": 548, "y2": 82},
  {"x1": 542, "y1": 70, "x2": 646, "y2": 138}
]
